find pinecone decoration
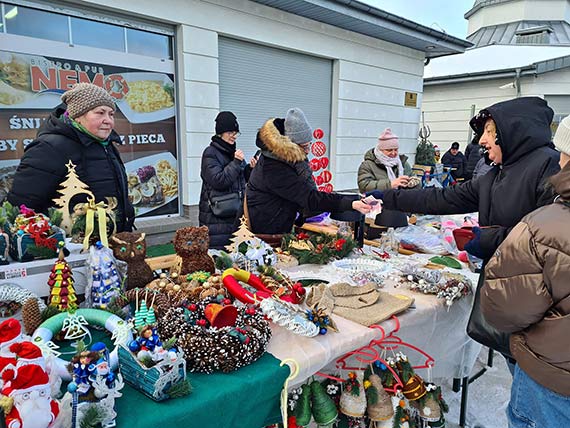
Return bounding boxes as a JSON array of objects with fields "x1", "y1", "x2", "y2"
[{"x1": 22, "y1": 298, "x2": 42, "y2": 335}]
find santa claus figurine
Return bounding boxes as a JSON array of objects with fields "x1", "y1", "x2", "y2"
[
  {"x1": 1, "y1": 364, "x2": 59, "y2": 428},
  {"x1": 0, "y1": 319, "x2": 23, "y2": 377},
  {"x1": 9, "y1": 342, "x2": 46, "y2": 370}
]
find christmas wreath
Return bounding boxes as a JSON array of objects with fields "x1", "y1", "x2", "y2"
[
  {"x1": 281, "y1": 231, "x2": 356, "y2": 265},
  {"x1": 157, "y1": 296, "x2": 271, "y2": 373}
]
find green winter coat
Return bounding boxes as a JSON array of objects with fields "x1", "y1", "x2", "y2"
[{"x1": 357, "y1": 149, "x2": 415, "y2": 192}]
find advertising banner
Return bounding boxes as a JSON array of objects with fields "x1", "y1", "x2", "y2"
[{"x1": 0, "y1": 49, "x2": 178, "y2": 217}]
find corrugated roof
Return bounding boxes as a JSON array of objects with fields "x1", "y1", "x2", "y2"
[
  {"x1": 249, "y1": 0, "x2": 472, "y2": 58},
  {"x1": 468, "y1": 20, "x2": 570, "y2": 46},
  {"x1": 424, "y1": 45, "x2": 570, "y2": 80}
]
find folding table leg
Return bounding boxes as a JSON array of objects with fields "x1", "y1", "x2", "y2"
[{"x1": 459, "y1": 376, "x2": 469, "y2": 427}]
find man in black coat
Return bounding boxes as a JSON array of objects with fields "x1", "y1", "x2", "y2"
[
  {"x1": 464, "y1": 135, "x2": 482, "y2": 180},
  {"x1": 368, "y1": 97, "x2": 560, "y2": 358},
  {"x1": 8, "y1": 83, "x2": 134, "y2": 232},
  {"x1": 246, "y1": 108, "x2": 370, "y2": 234},
  {"x1": 441, "y1": 142, "x2": 467, "y2": 180}
]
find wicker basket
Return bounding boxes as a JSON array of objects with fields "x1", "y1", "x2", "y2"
[{"x1": 118, "y1": 345, "x2": 187, "y2": 401}]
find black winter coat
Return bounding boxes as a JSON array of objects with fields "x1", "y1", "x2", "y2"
[
  {"x1": 246, "y1": 118, "x2": 357, "y2": 234},
  {"x1": 383, "y1": 97, "x2": 560, "y2": 261},
  {"x1": 199, "y1": 136, "x2": 246, "y2": 249},
  {"x1": 464, "y1": 141, "x2": 482, "y2": 180},
  {"x1": 8, "y1": 105, "x2": 134, "y2": 232},
  {"x1": 441, "y1": 150, "x2": 467, "y2": 180}
]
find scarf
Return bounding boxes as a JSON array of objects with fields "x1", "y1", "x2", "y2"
[
  {"x1": 61, "y1": 112, "x2": 109, "y2": 145},
  {"x1": 374, "y1": 149, "x2": 404, "y2": 181}
]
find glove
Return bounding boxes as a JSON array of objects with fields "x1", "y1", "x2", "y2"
[
  {"x1": 464, "y1": 227, "x2": 484, "y2": 259},
  {"x1": 365, "y1": 190, "x2": 384, "y2": 200}
]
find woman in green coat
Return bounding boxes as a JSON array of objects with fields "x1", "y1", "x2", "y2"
[{"x1": 357, "y1": 128, "x2": 419, "y2": 193}]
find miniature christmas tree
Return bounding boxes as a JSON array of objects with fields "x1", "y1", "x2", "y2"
[
  {"x1": 225, "y1": 215, "x2": 256, "y2": 253},
  {"x1": 47, "y1": 244, "x2": 78, "y2": 311},
  {"x1": 134, "y1": 300, "x2": 148, "y2": 330},
  {"x1": 53, "y1": 160, "x2": 94, "y2": 234},
  {"x1": 415, "y1": 117, "x2": 436, "y2": 166},
  {"x1": 89, "y1": 242, "x2": 122, "y2": 309}
]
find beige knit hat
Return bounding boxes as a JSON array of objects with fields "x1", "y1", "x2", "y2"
[
  {"x1": 61, "y1": 83, "x2": 116, "y2": 119},
  {"x1": 554, "y1": 115, "x2": 570, "y2": 155}
]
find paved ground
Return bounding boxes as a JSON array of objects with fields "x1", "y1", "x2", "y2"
[{"x1": 441, "y1": 347, "x2": 511, "y2": 428}]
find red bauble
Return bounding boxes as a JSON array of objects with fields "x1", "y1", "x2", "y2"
[
  {"x1": 188, "y1": 303, "x2": 198, "y2": 312},
  {"x1": 320, "y1": 170, "x2": 332, "y2": 183},
  {"x1": 319, "y1": 157, "x2": 329, "y2": 169},
  {"x1": 223, "y1": 298, "x2": 232, "y2": 305},
  {"x1": 309, "y1": 158, "x2": 321, "y2": 172},
  {"x1": 318, "y1": 185, "x2": 327, "y2": 192},
  {"x1": 197, "y1": 319, "x2": 207, "y2": 327},
  {"x1": 313, "y1": 128, "x2": 324, "y2": 140},
  {"x1": 324, "y1": 183, "x2": 333, "y2": 193},
  {"x1": 315, "y1": 175, "x2": 324, "y2": 186},
  {"x1": 311, "y1": 141, "x2": 327, "y2": 157}
]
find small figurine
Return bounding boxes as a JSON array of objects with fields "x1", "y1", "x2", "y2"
[
  {"x1": 129, "y1": 325, "x2": 176, "y2": 364},
  {"x1": 71, "y1": 350, "x2": 97, "y2": 396}
]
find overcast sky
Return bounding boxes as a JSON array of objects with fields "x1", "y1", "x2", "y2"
[{"x1": 360, "y1": 0, "x2": 475, "y2": 39}]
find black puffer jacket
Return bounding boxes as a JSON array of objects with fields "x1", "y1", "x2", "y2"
[
  {"x1": 8, "y1": 105, "x2": 134, "y2": 232},
  {"x1": 199, "y1": 136, "x2": 246, "y2": 249},
  {"x1": 383, "y1": 97, "x2": 559, "y2": 261},
  {"x1": 441, "y1": 150, "x2": 467, "y2": 180},
  {"x1": 246, "y1": 118, "x2": 357, "y2": 234},
  {"x1": 464, "y1": 138, "x2": 482, "y2": 180}
]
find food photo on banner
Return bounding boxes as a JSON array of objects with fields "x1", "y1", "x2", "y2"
[{"x1": 0, "y1": 49, "x2": 179, "y2": 218}]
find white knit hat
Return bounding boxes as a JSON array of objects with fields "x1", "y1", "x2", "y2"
[{"x1": 554, "y1": 115, "x2": 570, "y2": 155}]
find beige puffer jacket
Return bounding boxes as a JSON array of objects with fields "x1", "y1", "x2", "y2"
[{"x1": 481, "y1": 162, "x2": 570, "y2": 396}]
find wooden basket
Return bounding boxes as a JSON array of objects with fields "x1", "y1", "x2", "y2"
[{"x1": 118, "y1": 345, "x2": 187, "y2": 401}]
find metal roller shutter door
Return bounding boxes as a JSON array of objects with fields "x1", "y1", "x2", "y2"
[{"x1": 219, "y1": 37, "x2": 333, "y2": 159}]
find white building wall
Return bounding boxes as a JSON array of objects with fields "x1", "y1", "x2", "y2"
[
  {"x1": 422, "y1": 68, "x2": 570, "y2": 152},
  {"x1": 75, "y1": 0, "x2": 425, "y2": 202}
]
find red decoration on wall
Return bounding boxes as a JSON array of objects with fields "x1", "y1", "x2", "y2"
[
  {"x1": 319, "y1": 157, "x2": 329, "y2": 169},
  {"x1": 311, "y1": 141, "x2": 327, "y2": 157},
  {"x1": 309, "y1": 158, "x2": 321, "y2": 172},
  {"x1": 320, "y1": 170, "x2": 332, "y2": 184},
  {"x1": 313, "y1": 128, "x2": 324, "y2": 140},
  {"x1": 315, "y1": 175, "x2": 324, "y2": 186},
  {"x1": 324, "y1": 183, "x2": 333, "y2": 193}
]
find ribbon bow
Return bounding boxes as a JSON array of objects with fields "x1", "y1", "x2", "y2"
[{"x1": 83, "y1": 197, "x2": 113, "y2": 249}]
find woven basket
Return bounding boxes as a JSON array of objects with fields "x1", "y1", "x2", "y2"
[{"x1": 118, "y1": 345, "x2": 187, "y2": 401}]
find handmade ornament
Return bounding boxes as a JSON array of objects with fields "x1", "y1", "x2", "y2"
[
  {"x1": 309, "y1": 158, "x2": 321, "y2": 172},
  {"x1": 174, "y1": 226, "x2": 215, "y2": 275},
  {"x1": 365, "y1": 373, "x2": 394, "y2": 422},
  {"x1": 128, "y1": 325, "x2": 178, "y2": 365},
  {"x1": 400, "y1": 270, "x2": 471, "y2": 308},
  {"x1": 319, "y1": 170, "x2": 332, "y2": 184},
  {"x1": 86, "y1": 242, "x2": 123, "y2": 309},
  {"x1": 282, "y1": 232, "x2": 356, "y2": 265},
  {"x1": 47, "y1": 245, "x2": 78, "y2": 311},
  {"x1": 339, "y1": 371, "x2": 366, "y2": 418},
  {"x1": 0, "y1": 202, "x2": 12, "y2": 265},
  {"x1": 428, "y1": 255, "x2": 462, "y2": 270},
  {"x1": 259, "y1": 298, "x2": 319, "y2": 337},
  {"x1": 158, "y1": 296, "x2": 271, "y2": 373},
  {"x1": 313, "y1": 129, "x2": 324, "y2": 140},
  {"x1": 0, "y1": 318, "x2": 23, "y2": 374},
  {"x1": 110, "y1": 232, "x2": 154, "y2": 291},
  {"x1": 310, "y1": 380, "x2": 338, "y2": 426},
  {"x1": 9, "y1": 206, "x2": 65, "y2": 262},
  {"x1": 71, "y1": 196, "x2": 117, "y2": 250},
  {"x1": 311, "y1": 141, "x2": 327, "y2": 157},
  {"x1": 0, "y1": 284, "x2": 46, "y2": 333},
  {"x1": 2, "y1": 363, "x2": 60, "y2": 428},
  {"x1": 293, "y1": 383, "x2": 311, "y2": 427},
  {"x1": 305, "y1": 306, "x2": 337, "y2": 335},
  {"x1": 225, "y1": 215, "x2": 255, "y2": 253},
  {"x1": 320, "y1": 157, "x2": 329, "y2": 169},
  {"x1": 397, "y1": 354, "x2": 426, "y2": 402}
]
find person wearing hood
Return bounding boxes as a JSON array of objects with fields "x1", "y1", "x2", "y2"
[
  {"x1": 441, "y1": 142, "x2": 467, "y2": 180},
  {"x1": 464, "y1": 135, "x2": 482, "y2": 180},
  {"x1": 245, "y1": 107, "x2": 371, "y2": 235},
  {"x1": 367, "y1": 97, "x2": 560, "y2": 358},
  {"x1": 199, "y1": 111, "x2": 255, "y2": 249},
  {"x1": 481, "y1": 115, "x2": 570, "y2": 427},
  {"x1": 357, "y1": 128, "x2": 419, "y2": 192},
  {"x1": 8, "y1": 83, "x2": 134, "y2": 232}
]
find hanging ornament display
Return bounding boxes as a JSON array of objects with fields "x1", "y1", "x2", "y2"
[
  {"x1": 313, "y1": 128, "x2": 324, "y2": 140},
  {"x1": 339, "y1": 371, "x2": 366, "y2": 418},
  {"x1": 309, "y1": 158, "x2": 322, "y2": 172},
  {"x1": 319, "y1": 157, "x2": 329, "y2": 169},
  {"x1": 86, "y1": 242, "x2": 123, "y2": 309},
  {"x1": 47, "y1": 243, "x2": 78, "y2": 311},
  {"x1": 311, "y1": 141, "x2": 327, "y2": 158},
  {"x1": 319, "y1": 170, "x2": 332, "y2": 184}
]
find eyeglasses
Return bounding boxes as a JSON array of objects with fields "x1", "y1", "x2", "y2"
[{"x1": 229, "y1": 131, "x2": 241, "y2": 137}]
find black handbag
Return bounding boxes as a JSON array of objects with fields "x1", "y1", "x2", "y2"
[
  {"x1": 467, "y1": 275, "x2": 513, "y2": 359},
  {"x1": 208, "y1": 192, "x2": 241, "y2": 217}
]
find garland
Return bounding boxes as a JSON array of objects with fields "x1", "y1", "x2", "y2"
[{"x1": 282, "y1": 231, "x2": 356, "y2": 265}]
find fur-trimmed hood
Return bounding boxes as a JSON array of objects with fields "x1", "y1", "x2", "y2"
[{"x1": 256, "y1": 118, "x2": 307, "y2": 163}]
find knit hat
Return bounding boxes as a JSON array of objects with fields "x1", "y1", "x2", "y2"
[
  {"x1": 285, "y1": 108, "x2": 313, "y2": 145},
  {"x1": 554, "y1": 115, "x2": 570, "y2": 155},
  {"x1": 1, "y1": 364, "x2": 49, "y2": 397},
  {"x1": 215, "y1": 111, "x2": 239, "y2": 134},
  {"x1": 0, "y1": 319, "x2": 22, "y2": 349},
  {"x1": 9, "y1": 342, "x2": 45, "y2": 369},
  {"x1": 61, "y1": 83, "x2": 116, "y2": 119},
  {"x1": 451, "y1": 142, "x2": 460, "y2": 150},
  {"x1": 377, "y1": 128, "x2": 399, "y2": 150}
]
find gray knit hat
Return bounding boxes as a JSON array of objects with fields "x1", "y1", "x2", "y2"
[
  {"x1": 554, "y1": 115, "x2": 570, "y2": 156},
  {"x1": 284, "y1": 107, "x2": 313, "y2": 144},
  {"x1": 61, "y1": 83, "x2": 116, "y2": 119}
]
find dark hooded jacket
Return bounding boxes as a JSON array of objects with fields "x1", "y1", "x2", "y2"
[
  {"x1": 246, "y1": 118, "x2": 358, "y2": 234},
  {"x1": 464, "y1": 136, "x2": 482, "y2": 180},
  {"x1": 199, "y1": 136, "x2": 247, "y2": 249},
  {"x1": 8, "y1": 104, "x2": 134, "y2": 232},
  {"x1": 441, "y1": 149, "x2": 467, "y2": 180}
]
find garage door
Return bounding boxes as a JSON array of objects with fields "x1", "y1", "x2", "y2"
[{"x1": 219, "y1": 37, "x2": 333, "y2": 159}]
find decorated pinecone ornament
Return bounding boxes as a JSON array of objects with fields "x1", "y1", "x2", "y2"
[
  {"x1": 339, "y1": 371, "x2": 366, "y2": 418},
  {"x1": 366, "y1": 374, "x2": 394, "y2": 422},
  {"x1": 21, "y1": 298, "x2": 42, "y2": 335},
  {"x1": 310, "y1": 380, "x2": 338, "y2": 426}
]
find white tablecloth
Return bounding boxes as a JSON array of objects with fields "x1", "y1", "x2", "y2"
[{"x1": 268, "y1": 251, "x2": 481, "y2": 383}]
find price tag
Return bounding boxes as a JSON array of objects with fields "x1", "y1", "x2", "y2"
[{"x1": 1, "y1": 267, "x2": 28, "y2": 280}]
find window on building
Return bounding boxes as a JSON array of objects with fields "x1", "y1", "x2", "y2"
[
  {"x1": 3, "y1": 4, "x2": 69, "y2": 43},
  {"x1": 515, "y1": 28, "x2": 551, "y2": 45},
  {"x1": 70, "y1": 16, "x2": 125, "y2": 51},
  {"x1": 127, "y1": 28, "x2": 172, "y2": 59}
]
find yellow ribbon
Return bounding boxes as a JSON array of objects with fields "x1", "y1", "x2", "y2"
[{"x1": 83, "y1": 197, "x2": 112, "y2": 249}]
